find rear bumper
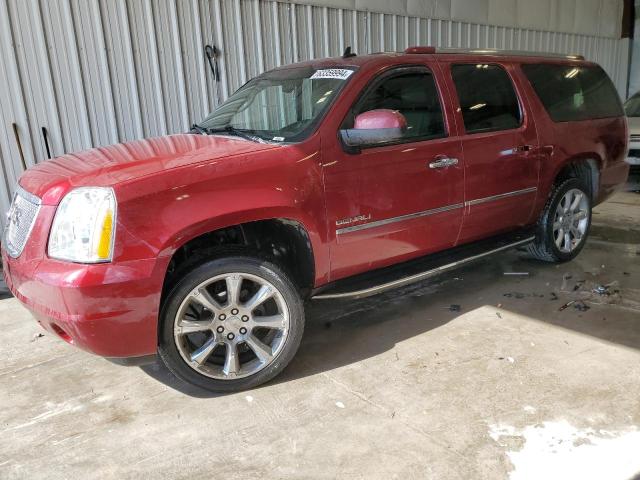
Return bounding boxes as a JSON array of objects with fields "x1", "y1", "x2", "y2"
[{"x1": 2, "y1": 248, "x2": 162, "y2": 358}]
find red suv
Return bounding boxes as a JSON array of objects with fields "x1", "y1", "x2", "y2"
[{"x1": 2, "y1": 47, "x2": 629, "y2": 392}]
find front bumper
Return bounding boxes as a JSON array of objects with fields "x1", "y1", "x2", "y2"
[{"x1": 2, "y1": 247, "x2": 162, "y2": 358}]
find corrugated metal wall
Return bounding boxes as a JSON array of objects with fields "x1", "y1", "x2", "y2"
[{"x1": 0, "y1": 0, "x2": 630, "y2": 227}]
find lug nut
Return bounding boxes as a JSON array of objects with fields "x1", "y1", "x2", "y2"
[
  {"x1": 227, "y1": 333, "x2": 235, "y2": 340},
  {"x1": 216, "y1": 326, "x2": 224, "y2": 333},
  {"x1": 219, "y1": 314, "x2": 226, "y2": 320},
  {"x1": 239, "y1": 327, "x2": 247, "y2": 335},
  {"x1": 231, "y1": 308, "x2": 239, "y2": 315},
  {"x1": 241, "y1": 315, "x2": 249, "y2": 322}
]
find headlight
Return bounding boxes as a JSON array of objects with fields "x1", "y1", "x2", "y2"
[{"x1": 48, "y1": 187, "x2": 117, "y2": 263}]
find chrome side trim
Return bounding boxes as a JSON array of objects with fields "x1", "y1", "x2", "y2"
[
  {"x1": 312, "y1": 236, "x2": 535, "y2": 300},
  {"x1": 336, "y1": 203, "x2": 464, "y2": 235},
  {"x1": 465, "y1": 187, "x2": 537, "y2": 207}
]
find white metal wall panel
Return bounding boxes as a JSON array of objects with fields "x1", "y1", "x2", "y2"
[{"x1": 0, "y1": 0, "x2": 630, "y2": 229}]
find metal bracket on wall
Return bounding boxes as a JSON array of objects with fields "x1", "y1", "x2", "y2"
[
  {"x1": 204, "y1": 44, "x2": 222, "y2": 106},
  {"x1": 11, "y1": 123, "x2": 27, "y2": 171},
  {"x1": 41, "y1": 127, "x2": 52, "y2": 159},
  {"x1": 204, "y1": 45, "x2": 220, "y2": 82}
]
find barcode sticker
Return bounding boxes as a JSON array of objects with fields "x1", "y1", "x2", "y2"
[{"x1": 310, "y1": 69, "x2": 354, "y2": 80}]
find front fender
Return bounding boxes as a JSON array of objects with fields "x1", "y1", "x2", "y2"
[{"x1": 112, "y1": 140, "x2": 330, "y2": 285}]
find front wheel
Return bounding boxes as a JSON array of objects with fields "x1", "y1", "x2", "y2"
[
  {"x1": 527, "y1": 178, "x2": 592, "y2": 262},
  {"x1": 158, "y1": 256, "x2": 304, "y2": 392}
]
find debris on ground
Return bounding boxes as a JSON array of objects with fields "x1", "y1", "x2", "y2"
[
  {"x1": 449, "y1": 304, "x2": 461, "y2": 312},
  {"x1": 550, "y1": 292, "x2": 559, "y2": 301},
  {"x1": 592, "y1": 282, "x2": 619, "y2": 296},
  {"x1": 498, "y1": 356, "x2": 515, "y2": 363},
  {"x1": 593, "y1": 284, "x2": 610, "y2": 295},
  {"x1": 496, "y1": 312, "x2": 502, "y2": 319},
  {"x1": 504, "y1": 272, "x2": 530, "y2": 276},
  {"x1": 335, "y1": 401, "x2": 345, "y2": 409},
  {"x1": 559, "y1": 300, "x2": 576, "y2": 311},
  {"x1": 503, "y1": 292, "x2": 544, "y2": 299},
  {"x1": 558, "y1": 300, "x2": 591, "y2": 312},
  {"x1": 573, "y1": 280, "x2": 586, "y2": 291},
  {"x1": 30, "y1": 333, "x2": 45, "y2": 342},
  {"x1": 623, "y1": 272, "x2": 630, "y2": 276},
  {"x1": 574, "y1": 301, "x2": 590, "y2": 312}
]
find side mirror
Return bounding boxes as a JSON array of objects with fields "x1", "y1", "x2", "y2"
[{"x1": 340, "y1": 109, "x2": 407, "y2": 152}]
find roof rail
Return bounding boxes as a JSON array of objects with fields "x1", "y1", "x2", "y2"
[{"x1": 405, "y1": 46, "x2": 584, "y2": 61}]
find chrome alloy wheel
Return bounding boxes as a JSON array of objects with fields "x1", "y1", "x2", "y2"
[
  {"x1": 552, "y1": 188, "x2": 589, "y2": 253},
  {"x1": 173, "y1": 273, "x2": 290, "y2": 380}
]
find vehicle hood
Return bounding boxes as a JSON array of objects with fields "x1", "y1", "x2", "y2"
[{"x1": 19, "y1": 134, "x2": 281, "y2": 204}]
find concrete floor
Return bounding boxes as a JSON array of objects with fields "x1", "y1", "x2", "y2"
[{"x1": 1, "y1": 183, "x2": 639, "y2": 479}]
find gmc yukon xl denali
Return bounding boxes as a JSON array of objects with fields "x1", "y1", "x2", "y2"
[{"x1": 2, "y1": 48, "x2": 629, "y2": 392}]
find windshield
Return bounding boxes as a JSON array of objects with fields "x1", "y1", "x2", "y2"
[
  {"x1": 624, "y1": 92, "x2": 640, "y2": 117},
  {"x1": 197, "y1": 66, "x2": 355, "y2": 142}
]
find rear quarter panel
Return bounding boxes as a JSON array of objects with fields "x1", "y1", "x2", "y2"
[{"x1": 513, "y1": 61, "x2": 628, "y2": 213}]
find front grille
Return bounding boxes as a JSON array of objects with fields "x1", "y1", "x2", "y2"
[
  {"x1": 630, "y1": 134, "x2": 640, "y2": 142},
  {"x1": 4, "y1": 187, "x2": 41, "y2": 258}
]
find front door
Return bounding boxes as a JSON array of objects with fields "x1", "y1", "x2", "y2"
[
  {"x1": 441, "y1": 60, "x2": 541, "y2": 243},
  {"x1": 322, "y1": 65, "x2": 465, "y2": 282}
]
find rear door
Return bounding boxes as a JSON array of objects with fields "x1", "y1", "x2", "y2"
[
  {"x1": 441, "y1": 60, "x2": 541, "y2": 243},
  {"x1": 322, "y1": 64, "x2": 465, "y2": 281}
]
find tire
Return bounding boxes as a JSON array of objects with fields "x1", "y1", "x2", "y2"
[
  {"x1": 527, "y1": 178, "x2": 592, "y2": 263},
  {"x1": 158, "y1": 256, "x2": 304, "y2": 392}
]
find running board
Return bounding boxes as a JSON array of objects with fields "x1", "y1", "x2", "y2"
[{"x1": 312, "y1": 230, "x2": 535, "y2": 300}]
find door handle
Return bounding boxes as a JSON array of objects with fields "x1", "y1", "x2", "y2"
[
  {"x1": 514, "y1": 145, "x2": 532, "y2": 153},
  {"x1": 429, "y1": 157, "x2": 459, "y2": 169}
]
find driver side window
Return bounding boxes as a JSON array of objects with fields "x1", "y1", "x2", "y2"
[{"x1": 348, "y1": 70, "x2": 446, "y2": 142}]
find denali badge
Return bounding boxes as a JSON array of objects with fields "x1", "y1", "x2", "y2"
[{"x1": 336, "y1": 213, "x2": 371, "y2": 227}]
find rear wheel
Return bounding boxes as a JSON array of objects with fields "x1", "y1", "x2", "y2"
[
  {"x1": 527, "y1": 178, "x2": 592, "y2": 262},
  {"x1": 159, "y1": 256, "x2": 304, "y2": 392}
]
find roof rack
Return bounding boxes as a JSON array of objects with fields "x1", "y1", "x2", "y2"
[{"x1": 404, "y1": 46, "x2": 584, "y2": 61}]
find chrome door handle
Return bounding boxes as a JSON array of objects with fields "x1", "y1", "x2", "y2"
[
  {"x1": 514, "y1": 145, "x2": 532, "y2": 153},
  {"x1": 429, "y1": 157, "x2": 458, "y2": 169}
]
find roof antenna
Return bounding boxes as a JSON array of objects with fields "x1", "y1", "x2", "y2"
[{"x1": 342, "y1": 46, "x2": 356, "y2": 58}]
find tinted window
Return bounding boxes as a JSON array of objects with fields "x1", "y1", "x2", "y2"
[
  {"x1": 349, "y1": 71, "x2": 446, "y2": 142},
  {"x1": 451, "y1": 64, "x2": 521, "y2": 133},
  {"x1": 522, "y1": 64, "x2": 623, "y2": 122}
]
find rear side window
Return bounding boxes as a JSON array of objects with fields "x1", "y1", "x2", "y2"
[
  {"x1": 451, "y1": 64, "x2": 521, "y2": 134},
  {"x1": 350, "y1": 70, "x2": 446, "y2": 142},
  {"x1": 522, "y1": 64, "x2": 623, "y2": 122}
]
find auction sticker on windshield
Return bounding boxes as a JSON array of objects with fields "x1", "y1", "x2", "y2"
[{"x1": 310, "y1": 69, "x2": 354, "y2": 80}]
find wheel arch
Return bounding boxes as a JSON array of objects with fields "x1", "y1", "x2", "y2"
[
  {"x1": 160, "y1": 214, "x2": 318, "y2": 308},
  {"x1": 551, "y1": 154, "x2": 601, "y2": 201}
]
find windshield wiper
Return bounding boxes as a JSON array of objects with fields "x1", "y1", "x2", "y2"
[
  {"x1": 208, "y1": 125, "x2": 261, "y2": 142},
  {"x1": 190, "y1": 123, "x2": 209, "y2": 135}
]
